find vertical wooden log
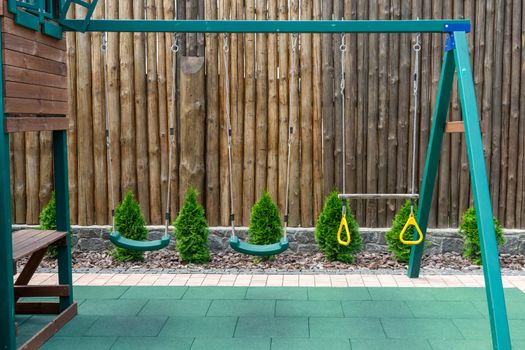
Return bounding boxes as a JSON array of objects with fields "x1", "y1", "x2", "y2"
[
  {"x1": 333, "y1": 0, "x2": 343, "y2": 191},
  {"x1": 146, "y1": 0, "x2": 161, "y2": 223},
  {"x1": 376, "y1": 0, "x2": 389, "y2": 226},
  {"x1": 516, "y1": 0, "x2": 525, "y2": 227},
  {"x1": 76, "y1": 3, "x2": 94, "y2": 225},
  {"x1": 179, "y1": 57, "x2": 206, "y2": 203},
  {"x1": 505, "y1": 0, "x2": 521, "y2": 227},
  {"x1": 219, "y1": 0, "x2": 230, "y2": 225},
  {"x1": 12, "y1": 133, "x2": 25, "y2": 223},
  {"x1": 156, "y1": 0, "x2": 169, "y2": 217},
  {"x1": 66, "y1": 3, "x2": 77, "y2": 225},
  {"x1": 38, "y1": 132, "x2": 53, "y2": 210},
  {"x1": 321, "y1": 0, "x2": 334, "y2": 199},
  {"x1": 277, "y1": 0, "x2": 289, "y2": 217},
  {"x1": 482, "y1": 0, "x2": 495, "y2": 200},
  {"x1": 107, "y1": 0, "x2": 121, "y2": 217},
  {"x1": 299, "y1": 0, "x2": 313, "y2": 226},
  {"x1": 386, "y1": 0, "x2": 400, "y2": 223},
  {"x1": 255, "y1": 0, "x2": 268, "y2": 199},
  {"x1": 498, "y1": 0, "x2": 512, "y2": 223},
  {"x1": 25, "y1": 132, "x2": 39, "y2": 224},
  {"x1": 134, "y1": 0, "x2": 150, "y2": 222},
  {"x1": 312, "y1": 0, "x2": 323, "y2": 220},
  {"x1": 91, "y1": 0, "x2": 107, "y2": 224},
  {"x1": 288, "y1": 0, "x2": 300, "y2": 225},
  {"x1": 366, "y1": 2, "x2": 378, "y2": 227},
  {"x1": 356, "y1": 0, "x2": 369, "y2": 222},
  {"x1": 489, "y1": 0, "x2": 505, "y2": 218},
  {"x1": 205, "y1": 0, "x2": 219, "y2": 225},
  {"x1": 266, "y1": 0, "x2": 279, "y2": 202}
]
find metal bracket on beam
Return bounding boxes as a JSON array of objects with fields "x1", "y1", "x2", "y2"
[
  {"x1": 445, "y1": 33, "x2": 456, "y2": 52},
  {"x1": 443, "y1": 23, "x2": 470, "y2": 33}
]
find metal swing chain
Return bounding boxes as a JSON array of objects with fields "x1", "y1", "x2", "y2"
[
  {"x1": 283, "y1": 33, "x2": 298, "y2": 238},
  {"x1": 223, "y1": 34, "x2": 236, "y2": 238},
  {"x1": 101, "y1": 33, "x2": 117, "y2": 233},
  {"x1": 340, "y1": 33, "x2": 347, "y2": 217},
  {"x1": 164, "y1": 35, "x2": 180, "y2": 236},
  {"x1": 410, "y1": 33, "x2": 421, "y2": 215}
]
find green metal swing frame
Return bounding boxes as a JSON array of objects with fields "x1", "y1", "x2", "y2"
[{"x1": 0, "y1": 6, "x2": 512, "y2": 349}]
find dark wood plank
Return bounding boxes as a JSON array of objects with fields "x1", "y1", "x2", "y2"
[
  {"x1": 18, "y1": 303, "x2": 77, "y2": 350},
  {"x1": 445, "y1": 121, "x2": 465, "y2": 133},
  {"x1": 3, "y1": 49, "x2": 67, "y2": 76},
  {"x1": 12, "y1": 230, "x2": 67, "y2": 261},
  {"x1": 2, "y1": 33, "x2": 66, "y2": 62},
  {"x1": 14, "y1": 247, "x2": 47, "y2": 286},
  {"x1": 14, "y1": 285, "x2": 70, "y2": 298},
  {"x1": 4, "y1": 65, "x2": 67, "y2": 89},
  {"x1": 2, "y1": 17, "x2": 65, "y2": 49},
  {"x1": 4, "y1": 81, "x2": 67, "y2": 101},
  {"x1": 4, "y1": 97, "x2": 68, "y2": 115},
  {"x1": 15, "y1": 302, "x2": 60, "y2": 314},
  {"x1": 5, "y1": 117, "x2": 68, "y2": 133}
]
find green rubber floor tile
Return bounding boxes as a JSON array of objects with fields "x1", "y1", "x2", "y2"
[
  {"x1": 234, "y1": 317, "x2": 309, "y2": 337},
  {"x1": 510, "y1": 320, "x2": 525, "y2": 340},
  {"x1": 111, "y1": 336, "x2": 194, "y2": 350},
  {"x1": 341, "y1": 300, "x2": 413, "y2": 318},
  {"x1": 183, "y1": 286, "x2": 247, "y2": 300},
  {"x1": 159, "y1": 316, "x2": 237, "y2": 337},
  {"x1": 207, "y1": 299, "x2": 276, "y2": 317},
  {"x1": 16, "y1": 315, "x2": 56, "y2": 347},
  {"x1": 139, "y1": 299, "x2": 211, "y2": 317},
  {"x1": 73, "y1": 286, "x2": 129, "y2": 299},
  {"x1": 120, "y1": 286, "x2": 188, "y2": 299},
  {"x1": 428, "y1": 339, "x2": 493, "y2": 350},
  {"x1": 309, "y1": 317, "x2": 385, "y2": 339},
  {"x1": 40, "y1": 336, "x2": 116, "y2": 350},
  {"x1": 350, "y1": 339, "x2": 432, "y2": 350},
  {"x1": 513, "y1": 341, "x2": 525, "y2": 349},
  {"x1": 406, "y1": 301, "x2": 483, "y2": 318},
  {"x1": 79, "y1": 298, "x2": 148, "y2": 315},
  {"x1": 246, "y1": 287, "x2": 308, "y2": 300},
  {"x1": 368, "y1": 287, "x2": 435, "y2": 301},
  {"x1": 452, "y1": 319, "x2": 490, "y2": 340},
  {"x1": 429, "y1": 288, "x2": 486, "y2": 301},
  {"x1": 276, "y1": 300, "x2": 343, "y2": 317},
  {"x1": 191, "y1": 337, "x2": 271, "y2": 350},
  {"x1": 472, "y1": 299, "x2": 525, "y2": 320},
  {"x1": 307, "y1": 287, "x2": 371, "y2": 301},
  {"x1": 54, "y1": 315, "x2": 99, "y2": 336},
  {"x1": 86, "y1": 315, "x2": 168, "y2": 337},
  {"x1": 382, "y1": 318, "x2": 463, "y2": 339},
  {"x1": 271, "y1": 337, "x2": 351, "y2": 350}
]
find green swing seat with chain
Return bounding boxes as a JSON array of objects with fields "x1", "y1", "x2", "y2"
[
  {"x1": 109, "y1": 231, "x2": 171, "y2": 252},
  {"x1": 229, "y1": 236, "x2": 289, "y2": 257}
]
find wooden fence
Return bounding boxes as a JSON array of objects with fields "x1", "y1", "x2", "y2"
[{"x1": 8, "y1": 0, "x2": 525, "y2": 229}]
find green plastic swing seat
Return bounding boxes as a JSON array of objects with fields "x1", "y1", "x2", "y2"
[
  {"x1": 109, "y1": 231, "x2": 171, "y2": 251},
  {"x1": 229, "y1": 236, "x2": 289, "y2": 257}
]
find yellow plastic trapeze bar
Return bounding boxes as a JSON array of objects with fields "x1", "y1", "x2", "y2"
[
  {"x1": 399, "y1": 213, "x2": 424, "y2": 245},
  {"x1": 337, "y1": 215, "x2": 351, "y2": 246}
]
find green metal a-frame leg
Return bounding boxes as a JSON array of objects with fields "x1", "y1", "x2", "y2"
[{"x1": 408, "y1": 31, "x2": 511, "y2": 349}]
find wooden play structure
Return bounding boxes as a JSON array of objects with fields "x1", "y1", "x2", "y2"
[{"x1": 0, "y1": 1, "x2": 513, "y2": 349}]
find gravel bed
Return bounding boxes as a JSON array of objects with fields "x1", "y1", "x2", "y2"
[{"x1": 24, "y1": 250, "x2": 525, "y2": 275}]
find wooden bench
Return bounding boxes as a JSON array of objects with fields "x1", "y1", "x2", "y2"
[{"x1": 12, "y1": 229, "x2": 70, "y2": 314}]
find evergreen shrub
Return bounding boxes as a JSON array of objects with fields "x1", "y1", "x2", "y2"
[
  {"x1": 248, "y1": 192, "x2": 283, "y2": 259},
  {"x1": 39, "y1": 192, "x2": 58, "y2": 258}
]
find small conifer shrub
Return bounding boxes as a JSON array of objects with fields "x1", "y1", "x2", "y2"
[
  {"x1": 174, "y1": 187, "x2": 210, "y2": 264},
  {"x1": 248, "y1": 192, "x2": 283, "y2": 257},
  {"x1": 459, "y1": 207, "x2": 505, "y2": 265},
  {"x1": 112, "y1": 191, "x2": 148, "y2": 262},
  {"x1": 39, "y1": 192, "x2": 58, "y2": 258},
  {"x1": 386, "y1": 200, "x2": 418, "y2": 263},
  {"x1": 315, "y1": 191, "x2": 362, "y2": 263}
]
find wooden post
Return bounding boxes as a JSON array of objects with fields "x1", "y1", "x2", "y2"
[
  {"x1": 38, "y1": 131, "x2": 53, "y2": 210},
  {"x1": 179, "y1": 57, "x2": 206, "y2": 204},
  {"x1": 312, "y1": 0, "x2": 322, "y2": 220},
  {"x1": 205, "y1": 0, "x2": 219, "y2": 225},
  {"x1": 12, "y1": 132, "x2": 26, "y2": 223},
  {"x1": 266, "y1": 0, "x2": 278, "y2": 202},
  {"x1": 25, "y1": 131, "x2": 40, "y2": 224}
]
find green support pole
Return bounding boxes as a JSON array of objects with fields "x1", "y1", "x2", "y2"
[
  {"x1": 0, "y1": 27, "x2": 16, "y2": 350},
  {"x1": 453, "y1": 31, "x2": 511, "y2": 350},
  {"x1": 53, "y1": 130, "x2": 73, "y2": 310},
  {"x1": 407, "y1": 49, "x2": 455, "y2": 278}
]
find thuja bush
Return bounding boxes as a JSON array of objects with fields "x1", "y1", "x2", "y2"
[
  {"x1": 248, "y1": 191, "x2": 283, "y2": 257},
  {"x1": 315, "y1": 191, "x2": 362, "y2": 263},
  {"x1": 386, "y1": 200, "x2": 418, "y2": 263},
  {"x1": 459, "y1": 207, "x2": 505, "y2": 265},
  {"x1": 174, "y1": 187, "x2": 210, "y2": 264},
  {"x1": 112, "y1": 191, "x2": 148, "y2": 262},
  {"x1": 39, "y1": 192, "x2": 58, "y2": 258}
]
